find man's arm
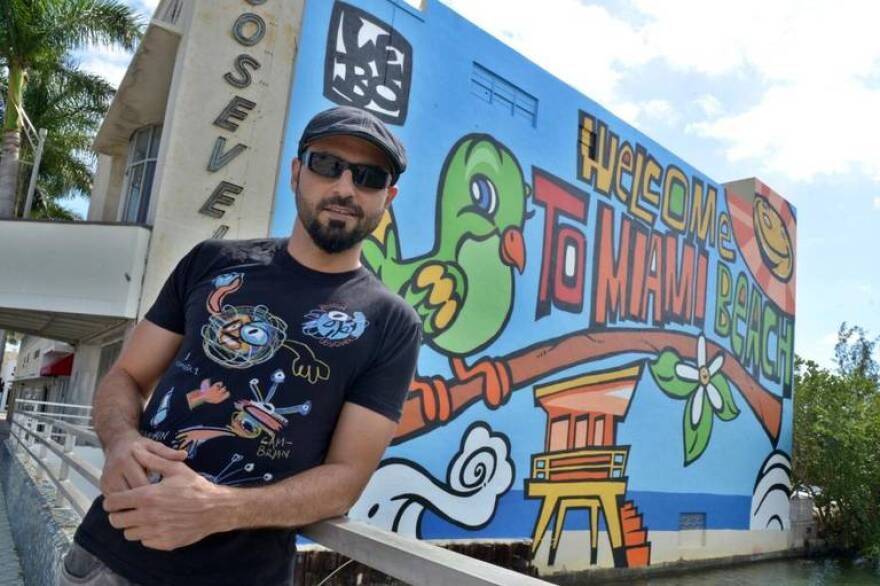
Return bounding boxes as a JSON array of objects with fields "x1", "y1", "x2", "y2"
[
  {"x1": 94, "y1": 320, "x2": 188, "y2": 494},
  {"x1": 103, "y1": 401, "x2": 398, "y2": 550},
  {"x1": 228, "y1": 401, "x2": 399, "y2": 527}
]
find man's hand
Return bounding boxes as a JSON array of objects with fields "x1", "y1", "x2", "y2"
[
  {"x1": 100, "y1": 431, "x2": 188, "y2": 495},
  {"x1": 103, "y1": 450, "x2": 232, "y2": 551}
]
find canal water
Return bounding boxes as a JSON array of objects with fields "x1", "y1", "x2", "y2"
[{"x1": 630, "y1": 558, "x2": 880, "y2": 585}]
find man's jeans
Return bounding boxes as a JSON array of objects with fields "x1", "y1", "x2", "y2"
[{"x1": 57, "y1": 543, "x2": 136, "y2": 586}]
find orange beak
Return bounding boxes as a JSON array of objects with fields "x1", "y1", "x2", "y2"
[{"x1": 500, "y1": 227, "x2": 526, "y2": 273}]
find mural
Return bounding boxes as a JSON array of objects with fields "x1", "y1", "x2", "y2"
[
  {"x1": 323, "y1": 2, "x2": 413, "y2": 124},
  {"x1": 272, "y1": 0, "x2": 797, "y2": 570},
  {"x1": 350, "y1": 422, "x2": 514, "y2": 536}
]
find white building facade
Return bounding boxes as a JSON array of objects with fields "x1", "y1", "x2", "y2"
[{"x1": 0, "y1": 0, "x2": 305, "y2": 407}]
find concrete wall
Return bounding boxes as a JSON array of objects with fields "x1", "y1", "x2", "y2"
[
  {"x1": 1, "y1": 349, "x2": 17, "y2": 410},
  {"x1": 0, "y1": 221, "x2": 151, "y2": 319},
  {"x1": 135, "y1": 0, "x2": 306, "y2": 318},
  {"x1": 2, "y1": 349, "x2": 18, "y2": 385},
  {"x1": 268, "y1": 0, "x2": 798, "y2": 573},
  {"x1": 67, "y1": 322, "x2": 131, "y2": 407},
  {"x1": 68, "y1": 345, "x2": 101, "y2": 408},
  {"x1": 0, "y1": 442, "x2": 71, "y2": 586}
]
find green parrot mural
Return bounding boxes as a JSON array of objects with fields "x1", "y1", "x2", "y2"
[{"x1": 362, "y1": 134, "x2": 530, "y2": 408}]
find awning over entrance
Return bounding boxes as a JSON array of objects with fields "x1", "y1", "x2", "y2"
[
  {"x1": 0, "y1": 220, "x2": 150, "y2": 344},
  {"x1": 40, "y1": 353, "x2": 74, "y2": 377},
  {"x1": 0, "y1": 308, "x2": 129, "y2": 346}
]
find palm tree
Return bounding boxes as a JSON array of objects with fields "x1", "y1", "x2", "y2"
[
  {"x1": 0, "y1": 63, "x2": 115, "y2": 217},
  {"x1": 0, "y1": 0, "x2": 141, "y2": 392},
  {"x1": 0, "y1": 0, "x2": 143, "y2": 219}
]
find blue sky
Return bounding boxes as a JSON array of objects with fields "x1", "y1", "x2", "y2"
[{"x1": 69, "y1": 0, "x2": 879, "y2": 368}]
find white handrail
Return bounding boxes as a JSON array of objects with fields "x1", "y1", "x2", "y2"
[
  {"x1": 6, "y1": 399, "x2": 551, "y2": 586},
  {"x1": 24, "y1": 412, "x2": 100, "y2": 446},
  {"x1": 16, "y1": 399, "x2": 93, "y2": 410},
  {"x1": 303, "y1": 518, "x2": 549, "y2": 586},
  {"x1": 8, "y1": 423, "x2": 93, "y2": 516}
]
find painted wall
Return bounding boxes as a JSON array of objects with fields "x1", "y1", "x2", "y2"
[{"x1": 271, "y1": 0, "x2": 797, "y2": 571}]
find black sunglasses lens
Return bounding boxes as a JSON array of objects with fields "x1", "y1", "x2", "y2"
[
  {"x1": 308, "y1": 152, "x2": 344, "y2": 178},
  {"x1": 352, "y1": 166, "x2": 390, "y2": 189},
  {"x1": 307, "y1": 152, "x2": 390, "y2": 188}
]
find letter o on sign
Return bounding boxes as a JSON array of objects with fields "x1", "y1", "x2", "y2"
[{"x1": 233, "y1": 13, "x2": 266, "y2": 47}]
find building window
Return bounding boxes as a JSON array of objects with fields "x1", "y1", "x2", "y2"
[
  {"x1": 470, "y1": 63, "x2": 538, "y2": 126},
  {"x1": 679, "y1": 512, "x2": 706, "y2": 530},
  {"x1": 678, "y1": 512, "x2": 707, "y2": 547},
  {"x1": 121, "y1": 125, "x2": 162, "y2": 224}
]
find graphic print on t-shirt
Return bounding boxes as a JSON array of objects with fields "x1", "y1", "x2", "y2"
[
  {"x1": 149, "y1": 389, "x2": 173, "y2": 427},
  {"x1": 185, "y1": 378, "x2": 230, "y2": 409},
  {"x1": 174, "y1": 368, "x2": 312, "y2": 458},
  {"x1": 200, "y1": 272, "x2": 330, "y2": 383},
  {"x1": 200, "y1": 453, "x2": 275, "y2": 486},
  {"x1": 302, "y1": 305, "x2": 369, "y2": 347}
]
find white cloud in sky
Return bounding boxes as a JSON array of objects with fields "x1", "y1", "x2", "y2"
[
  {"x1": 440, "y1": 0, "x2": 650, "y2": 117},
  {"x1": 637, "y1": 99, "x2": 678, "y2": 126},
  {"x1": 874, "y1": 197, "x2": 880, "y2": 209},
  {"x1": 689, "y1": 81, "x2": 880, "y2": 181},
  {"x1": 694, "y1": 95, "x2": 723, "y2": 118},
  {"x1": 138, "y1": 0, "x2": 159, "y2": 12},
  {"x1": 440, "y1": 0, "x2": 880, "y2": 183},
  {"x1": 78, "y1": 44, "x2": 131, "y2": 88},
  {"x1": 801, "y1": 330, "x2": 842, "y2": 370}
]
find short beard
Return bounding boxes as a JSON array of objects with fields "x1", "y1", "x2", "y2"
[{"x1": 297, "y1": 192, "x2": 384, "y2": 254}]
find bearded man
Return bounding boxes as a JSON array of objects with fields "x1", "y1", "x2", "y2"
[{"x1": 61, "y1": 107, "x2": 421, "y2": 586}]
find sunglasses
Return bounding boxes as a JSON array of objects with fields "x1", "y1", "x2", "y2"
[{"x1": 303, "y1": 151, "x2": 392, "y2": 190}]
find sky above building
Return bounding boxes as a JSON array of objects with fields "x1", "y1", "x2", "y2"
[{"x1": 68, "y1": 0, "x2": 880, "y2": 368}]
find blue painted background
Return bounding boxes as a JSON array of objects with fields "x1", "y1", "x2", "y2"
[{"x1": 271, "y1": 0, "x2": 795, "y2": 541}]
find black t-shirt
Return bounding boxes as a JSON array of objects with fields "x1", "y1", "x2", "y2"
[{"x1": 74, "y1": 238, "x2": 421, "y2": 586}]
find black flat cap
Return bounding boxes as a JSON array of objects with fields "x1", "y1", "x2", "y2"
[{"x1": 298, "y1": 106, "x2": 407, "y2": 184}]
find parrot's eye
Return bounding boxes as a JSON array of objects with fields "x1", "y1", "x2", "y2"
[{"x1": 470, "y1": 174, "x2": 498, "y2": 215}]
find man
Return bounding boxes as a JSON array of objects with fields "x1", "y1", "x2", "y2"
[{"x1": 60, "y1": 106, "x2": 422, "y2": 585}]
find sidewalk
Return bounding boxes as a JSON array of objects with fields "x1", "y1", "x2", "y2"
[{"x1": 0, "y1": 418, "x2": 25, "y2": 585}]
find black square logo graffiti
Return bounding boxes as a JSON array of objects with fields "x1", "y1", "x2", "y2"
[{"x1": 323, "y1": 2, "x2": 413, "y2": 125}]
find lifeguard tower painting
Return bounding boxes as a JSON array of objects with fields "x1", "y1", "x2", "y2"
[{"x1": 526, "y1": 364, "x2": 651, "y2": 567}]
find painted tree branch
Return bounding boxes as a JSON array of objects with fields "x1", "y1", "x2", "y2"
[{"x1": 395, "y1": 328, "x2": 783, "y2": 445}]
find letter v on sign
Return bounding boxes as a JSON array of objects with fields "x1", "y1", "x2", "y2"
[{"x1": 207, "y1": 136, "x2": 248, "y2": 172}]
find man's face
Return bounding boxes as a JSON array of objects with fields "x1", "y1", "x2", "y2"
[{"x1": 291, "y1": 135, "x2": 399, "y2": 254}]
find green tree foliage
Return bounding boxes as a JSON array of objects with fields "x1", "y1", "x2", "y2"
[
  {"x1": 793, "y1": 324, "x2": 880, "y2": 558},
  {"x1": 0, "y1": 63, "x2": 115, "y2": 218},
  {"x1": 835, "y1": 322, "x2": 880, "y2": 383},
  {"x1": 0, "y1": 0, "x2": 142, "y2": 218}
]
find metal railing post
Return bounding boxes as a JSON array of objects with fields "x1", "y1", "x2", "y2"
[
  {"x1": 35, "y1": 418, "x2": 49, "y2": 482},
  {"x1": 24, "y1": 415, "x2": 34, "y2": 447}
]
